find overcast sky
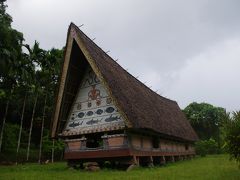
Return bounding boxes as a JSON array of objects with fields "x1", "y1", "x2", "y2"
[{"x1": 7, "y1": 0, "x2": 240, "y2": 112}]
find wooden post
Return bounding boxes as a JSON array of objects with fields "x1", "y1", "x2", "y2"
[
  {"x1": 148, "y1": 156, "x2": 154, "y2": 167},
  {"x1": 160, "y1": 156, "x2": 166, "y2": 165},
  {"x1": 127, "y1": 156, "x2": 139, "y2": 171},
  {"x1": 80, "y1": 136, "x2": 86, "y2": 150},
  {"x1": 102, "y1": 133, "x2": 109, "y2": 149},
  {"x1": 133, "y1": 155, "x2": 139, "y2": 166}
]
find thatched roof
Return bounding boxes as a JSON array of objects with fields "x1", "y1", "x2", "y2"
[{"x1": 51, "y1": 23, "x2": 198, "y2": 142}]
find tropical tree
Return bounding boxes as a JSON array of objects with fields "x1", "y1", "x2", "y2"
[
  {"x1": 0, "y1": 0, "x2": 24, "y2": 152},
  {"x1": 38, "y1": 95, "x2": 47, "y2": 163},
  {"x1": 14, "y1": 46, "x2": 35, "y2": 161},
  {"x1": 0, "y1": 90, "x2": 11, "y2": 152},
  {"x1": 222, "y1": 111, "x2": 240, "y2": 165},
  {"x1": 0, "y1": 0, "x2": 64, "y2": 161},
  {"x1": 24, "y1": 41, "x2": 46, "y2": 161},
  {"x1": 183, "y1": 102, "x2": 226, "y2": 147},
  {"x1": 37, "y1": 48, "x2": 63, "y2": 163}
]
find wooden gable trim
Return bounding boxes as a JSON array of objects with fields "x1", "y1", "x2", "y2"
[
  {"x1": 51, "y1": 29, "x2": 74, "y2": 138},
  {"x1": 70, "y1": 24, "x2": 132, "y2": 129}
]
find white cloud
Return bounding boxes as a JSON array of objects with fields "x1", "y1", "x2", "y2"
[{"x1": 167, "y1": 37, "x2": 240, "y2": 111}]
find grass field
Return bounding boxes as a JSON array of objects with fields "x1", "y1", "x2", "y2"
[{"x1": 0, "y1": 154, "x2": 239, "y2": 180}]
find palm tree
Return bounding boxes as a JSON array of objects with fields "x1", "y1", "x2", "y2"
[
  {"x1": 26, "y1": 92, "x2": 38, "y2": 161},
  {"x1": 38, "y1": 94, "x2": 47, "y2": 163},
  {"x1": 15, "y1": 50, "x2": 35, "y2": 162},
  {"x1": 38, "y1": 48, "x2": 63, "y2": 162},
  {"x1": 16, "y1": 93, "x2": 27, "y2": 162},
  {"x1": 24, "y1": 41, "x2": 46, "y2": 161}
]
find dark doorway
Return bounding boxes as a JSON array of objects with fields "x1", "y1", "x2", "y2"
[
  {"x1": 86, "y1": 133, "x2": 103, "y2": 148},
  {"x1": 152, "y1": 137, "x2": 160, "y2": 148}
]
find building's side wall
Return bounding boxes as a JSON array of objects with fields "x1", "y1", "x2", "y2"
[
  {"x1": 65, "y1": 133, "x2": 196, "y2": 154},
  {"x1": 130, "y1": 134, "x2": 195, "y2": 153},
  {"x1": 66, "y1": 141, "x2": 82, "y2": 150},
  {"x1": 68, "y1": 142, "x2": 81, "y2": 150},
  {"x1": 64, "y1": 134, "x2": 196, "y2": 166},
  {"x1": 130, "y1": 135, "x2": 153, "y2": 149},
  {"x1": 131, "y1": 135, "x2": 141, "y2": 148},
  {"x1": 65, "y1": 133, "x2": 127, "y2": 151},
  {"x1": 142, "y1": 137, "x2": 152, "y2": 149},
  {"x1": 108, "y1": 136, "x2": 125, "y2": 147}
]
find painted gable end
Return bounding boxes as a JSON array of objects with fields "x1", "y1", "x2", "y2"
[{"x1": 62, "y1": 66, "x2": 125, "y2": 135}]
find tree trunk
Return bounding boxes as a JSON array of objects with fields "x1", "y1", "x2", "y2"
[
  {"x1": 61, "y1": 149, "x2": 64, "y2": 161},
  {"x1": 26, "y1": 93, "x2": 38, "y2": 161},
  {"x1": 0, "y1": 100, "x2": 10, "y2": 152},
  {"x1": 16, "y1": 93, "x2": 27, "y2": 163},
  {"x1": 51, "y1": 139, "x2": 55, "y2": 163},
  {"x1": 38, "y1": 95, "x2": 47, "y2": 163}
]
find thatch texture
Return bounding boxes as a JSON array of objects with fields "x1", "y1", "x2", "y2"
[{"x1": 51, "y1": 23, "x2": 198, "y2": 142}]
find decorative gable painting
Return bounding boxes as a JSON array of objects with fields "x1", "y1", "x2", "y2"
[
  {"x1": 51, "y1": 23, "x2": 198, "y2": 169},
  {"x1": 63, "y1": 67, "x2": 125, "y2": 135}
]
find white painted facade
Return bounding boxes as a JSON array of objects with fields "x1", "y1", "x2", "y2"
[{"x1": 64, "y1": 66, "x2": 125, "y2": 134}]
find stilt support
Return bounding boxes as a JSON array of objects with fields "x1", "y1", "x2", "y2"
[
  {"x1": 148, "y1": 156, "x2": 154, "y2": 167},
  {"x1": 160, "y1": 156, "x2": 166, "y2": 165}
]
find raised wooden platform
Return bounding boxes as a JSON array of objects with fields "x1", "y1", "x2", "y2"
[{"x1": 65, "y1": 147, "x2": 195, "y2": 160}]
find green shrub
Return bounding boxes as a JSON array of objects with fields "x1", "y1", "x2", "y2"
[
  {"x1": 42, "y1": 130, "x2": 65, "y2": 161},
  {"x1": 195, "y1": 138, "x2": 219, "y2": 156},
  {"x1": 1, "y1": 123, "x2": 29, "y2": 151}
]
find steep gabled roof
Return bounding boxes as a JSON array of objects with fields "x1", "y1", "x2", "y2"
[{"x1": 51, "y1": 23, "x2": 198, "y2": 142}]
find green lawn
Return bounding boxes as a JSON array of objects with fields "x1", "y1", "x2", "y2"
[{"x1": 0, "y1": 154, "x2": 239, "y2": 180}]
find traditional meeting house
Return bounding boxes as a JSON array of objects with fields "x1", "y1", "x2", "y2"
[{"x1": 51, "y1": 23, "x2": 198, "y2": 168}]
